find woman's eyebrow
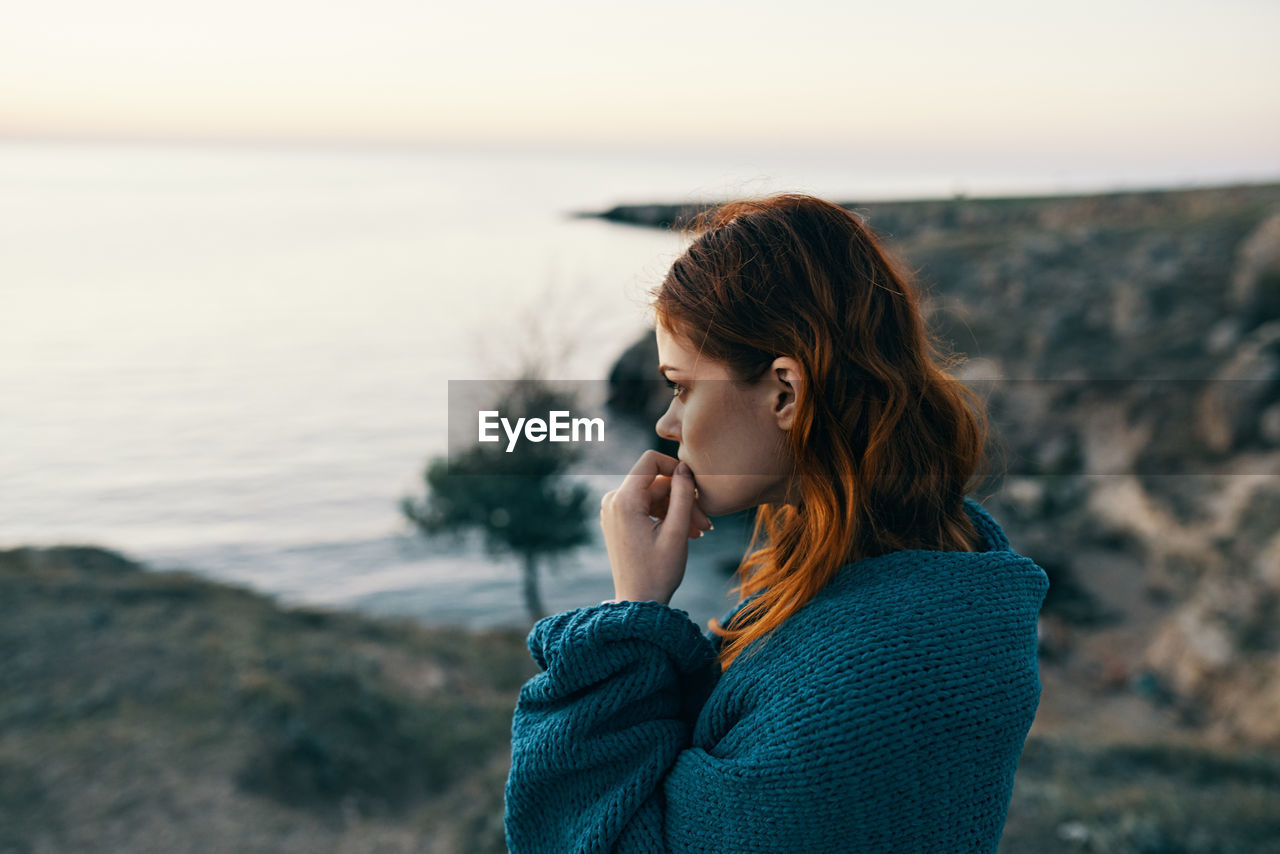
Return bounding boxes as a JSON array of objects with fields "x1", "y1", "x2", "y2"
[{"x1": 657, "y1": 364, "x2": 684, "y2": 377}]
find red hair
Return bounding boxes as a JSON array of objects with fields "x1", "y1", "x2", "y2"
[{"x1": 651, "y1": 194, "x2": 991, "y2": 670}]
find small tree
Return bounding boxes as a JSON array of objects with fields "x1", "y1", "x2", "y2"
[{"x1": 400, "y1": 375, "x2": 592, "y2": 622}]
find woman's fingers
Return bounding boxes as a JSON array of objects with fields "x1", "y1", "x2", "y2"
[
  {"x1": 611, "y1": 450, "x2": 710, "y2": 541},
  {"x1": 601, "y1": 451, "x2": 712, "y2": 605},
  {"x1": 647, "y1": 475, "x2": 670, "y2": 516},
  {"x1": 660, "y1": 462, "x2": 698, "y2": 548},
  {"x1": 619, "y1": 449, "x2": 679, "y2": 501},
  {"x1": 647, "y1": 474, "x2": 712, "y2": 533}
]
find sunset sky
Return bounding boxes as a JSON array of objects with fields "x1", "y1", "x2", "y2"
[{"x1": 2, "y1": 0, "x2": 1277, "y2": 176}]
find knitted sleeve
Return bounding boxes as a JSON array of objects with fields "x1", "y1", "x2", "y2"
[{"x1": 504, "y1": 600, "x2": 719, "y2": 854}]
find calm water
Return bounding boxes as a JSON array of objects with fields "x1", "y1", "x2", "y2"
[{"x1": 1, "y1": 140, "x2": 1255, "y2": 628}]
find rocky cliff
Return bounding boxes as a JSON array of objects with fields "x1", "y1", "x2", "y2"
[{"x1": 600, "y1": 182, "x2": 1280, "y2": 749}]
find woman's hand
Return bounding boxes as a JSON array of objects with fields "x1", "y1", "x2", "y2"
[{"x1": 600, "y1": 450, "x2": 713, "y2": 605}]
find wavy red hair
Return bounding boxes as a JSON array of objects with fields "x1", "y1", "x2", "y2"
[{"x1": 651, "y1": 194, "x2": 991, "y2": 670}]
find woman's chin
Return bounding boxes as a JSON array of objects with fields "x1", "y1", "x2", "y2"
[
  {"x1": 691, "y1": 474, "x2": 778, "y2": 518},
  {"x1": 693, "y1": 488, "x2": 756, "y2": 518}
]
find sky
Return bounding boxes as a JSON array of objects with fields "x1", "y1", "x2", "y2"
[{"x1": 1, "y1": 0, "x2": 1277, "y2": 173}]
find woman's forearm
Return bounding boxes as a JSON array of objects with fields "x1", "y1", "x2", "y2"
[{"x1": 504, "y1": 600, "x2": 719, "y2": 854}]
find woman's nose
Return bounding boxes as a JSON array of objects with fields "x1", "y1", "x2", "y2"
[{"x1": 655, "y1": 405, "x2": 680, "y2": 443}]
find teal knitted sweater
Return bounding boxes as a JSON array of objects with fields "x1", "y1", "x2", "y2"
[{"x1": 505, "y1": 497, "x2": 1048, "y2": 853}]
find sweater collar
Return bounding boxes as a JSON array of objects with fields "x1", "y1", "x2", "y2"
[
  {"x1": 962, "y1": 496, "x2": 1011, "y2": 552},
  {"x1": 712, "y1": 496, "x2": 1017, "y2": 638}
]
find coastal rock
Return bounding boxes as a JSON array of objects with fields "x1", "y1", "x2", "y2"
[
  {"x1": 2, "y1": 544, "x2": 141, "y2": 575},
  {"x1": 1196, "y1": 320, "x2": 1280, "y2": 453},
  {"x1": 1136, "y1": 472, "x2": 1280, "y2": 743},
  {"x1": 605, "y1": 331, "x2": 660, "y2": 419},
  {"x1": 601, "y1": 183, "x2": 1280, "y2": 749},
  {"x1": 1231, "y1": 209, "x2": 1280, "y2": 329},
  {"x1": 1143, "y1": 574, "x2": 1280, "y2": 745},
  {"x1": 1257, "y1": 531, "x2": 1280, "y2": 593},
  {"x1": 1144, "y1": 579, "x2": 1257, "y2": 697}
]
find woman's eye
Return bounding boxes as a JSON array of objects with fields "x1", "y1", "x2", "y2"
[{"x1": 663, "y1": 378, "x2": 686, "y2": 398}]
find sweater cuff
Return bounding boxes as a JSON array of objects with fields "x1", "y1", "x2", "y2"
[{"x1": 527, "y1": 600, "x2": 718, "y2": 684}]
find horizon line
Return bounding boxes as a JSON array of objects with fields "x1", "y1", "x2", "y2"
[{"x1": 3, "y1": 131, "x2": 1278, "y2": 207}]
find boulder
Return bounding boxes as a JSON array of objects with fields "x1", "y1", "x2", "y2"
[
  {"x1": 1231, "y1": 210, "x2": 1280, "y2": 330},
  {"x1": 1196, "y1": 321, "x2": 1280, "y2": 453}
]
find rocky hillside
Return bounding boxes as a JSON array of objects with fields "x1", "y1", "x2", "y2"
[
  {"x1": 0, "y1": 545, "x2": 535, "y2": 854},
  {"x1": 602, "y1": 182, "x2": 1280, "y2": 750}
]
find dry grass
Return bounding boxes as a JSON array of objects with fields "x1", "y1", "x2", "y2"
[{"x1": 0, "y1": 546, "x2": 534, "y2": 854}]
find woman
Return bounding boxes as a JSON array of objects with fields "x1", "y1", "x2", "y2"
[{"x1": 504, "y1": 194, "x2": 1048, "y2": 852}]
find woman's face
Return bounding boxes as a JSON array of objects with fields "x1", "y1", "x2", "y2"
[{"x1": 654, "y1": 321, "x2": 799, "y2": 517}]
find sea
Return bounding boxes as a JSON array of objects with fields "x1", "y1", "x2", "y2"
[{"x1": 2, "y1": 139, "x2": 1269, "y2": 629}]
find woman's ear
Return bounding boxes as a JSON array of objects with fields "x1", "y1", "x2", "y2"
[{"x1": 768, "y1": 356, "x2": 804, "y2": 431}]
